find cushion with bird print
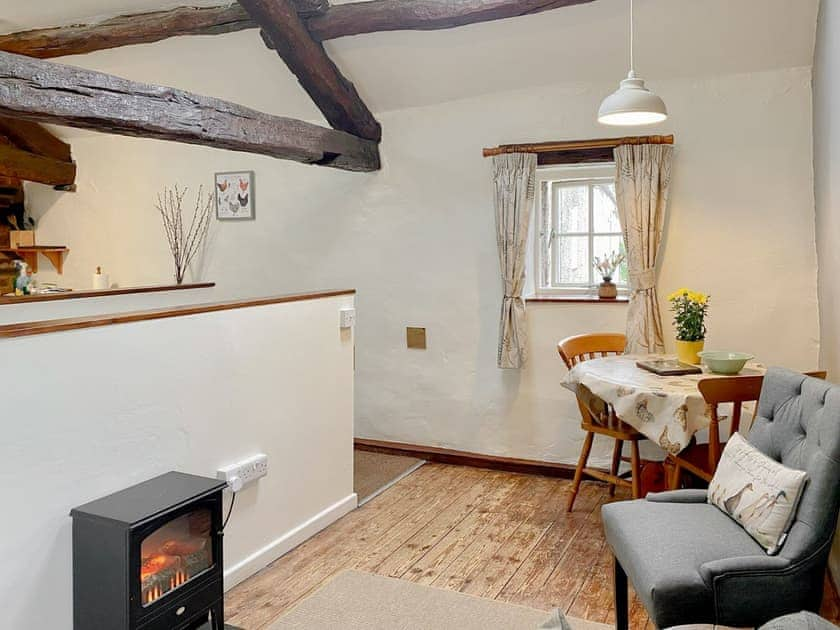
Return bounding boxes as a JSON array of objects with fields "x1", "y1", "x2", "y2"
[{"x1": 708, "y1": 432, "x2": 808, "y2": 554}]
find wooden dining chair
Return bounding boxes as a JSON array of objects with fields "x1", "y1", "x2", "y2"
[
  {"x1": 558, "y1": 333, "x2": 645, "y2": 511},
  {"x1": 668, "y1": 370, "x2": 828, "y2": 489}
]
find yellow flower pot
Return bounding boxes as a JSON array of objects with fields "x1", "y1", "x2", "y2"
[{"x1": 676, "y1": 339, "x2": 705, "y2": 365}]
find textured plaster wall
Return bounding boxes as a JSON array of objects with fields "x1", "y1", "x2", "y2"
[
  {"x1": 1, "y1": 295, "x2": 356, "y2": 629},
  {"x1": 25, "y1": 65, "x2": 820, "y2": 468}
]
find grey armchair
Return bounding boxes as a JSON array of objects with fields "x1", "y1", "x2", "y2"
[{"x1": 601, "y1": 368, "x2": 840, "y2": 629}]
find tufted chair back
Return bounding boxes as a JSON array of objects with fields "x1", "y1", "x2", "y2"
[{"x1": 748, "y1": 368, "x2": 840, "y2": 571}]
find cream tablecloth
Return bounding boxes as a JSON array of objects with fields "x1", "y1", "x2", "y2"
[{"x1": 565, "y1": 354, "x2": 765, "y2": 455}]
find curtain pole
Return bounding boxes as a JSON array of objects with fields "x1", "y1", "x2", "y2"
[{"x1": 482, "y1": 134, "x2": 674, "y2": 158}]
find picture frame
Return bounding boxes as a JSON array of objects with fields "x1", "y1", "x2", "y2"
[{"x1": 215, "y1": 171, "x2": 255, "y2": 220}]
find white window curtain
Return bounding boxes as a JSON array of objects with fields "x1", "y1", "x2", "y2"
[
  {"x1": 492, "y1": 153, "x2": 537, "y2": 369},
  {"x1": 614, "y1": 144, "x2": 674, "y2": 354}
]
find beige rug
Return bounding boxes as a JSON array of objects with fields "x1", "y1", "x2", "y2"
[
  {"x1": 269, "y1": 570, "x2": 610, "y2": 630},
  {"x1": 354, "y1": 450, "x2": 424, "y2": 505}
]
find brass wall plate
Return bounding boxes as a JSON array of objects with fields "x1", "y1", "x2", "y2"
[{"x1": 406, "y1": 327, "x2": 427, "y2": 349}]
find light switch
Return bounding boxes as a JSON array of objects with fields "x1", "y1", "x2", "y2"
[
  {"x1": 340, "y1": 307, "x2": 356, "y2": 328},
  {"x1": 406, "y1": 327, "x2": 427, "y2": 349}
]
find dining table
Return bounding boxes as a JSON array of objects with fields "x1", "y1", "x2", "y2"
[{"x1": 564, "y1": 354, "x2": 766, "y2": 455}]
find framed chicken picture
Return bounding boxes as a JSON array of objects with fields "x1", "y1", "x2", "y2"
[{"x1": 215, "y1": 171, "x2": 255, "y2": 220}]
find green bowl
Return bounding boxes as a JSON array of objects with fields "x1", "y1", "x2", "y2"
[{"x1": 697, "y1": 351, "x2": 755, "y2": 375}]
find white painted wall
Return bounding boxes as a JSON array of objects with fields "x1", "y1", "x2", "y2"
[
  {"x1": 0, "y1": 294, "x2": 355, "y2": 629},
  {"x1": 19, "y1": 61, "x2": 820, "y2": 468},
  {"x1": 813, "y1": 0, "x2": 840, "y2": 588},
  {"x1": 0, "y1": 285, "x2": 219, "y2": 325}
]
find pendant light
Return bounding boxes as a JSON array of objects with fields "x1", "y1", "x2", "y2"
[{"x1": 598, "y1": 0, "x2": 667, "y2": 126}]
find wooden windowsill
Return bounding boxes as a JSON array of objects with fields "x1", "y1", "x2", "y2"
[
  {"x1": 0, "y1": 289, "x2": 356, "y2": 338},
  {"x1": 526, "y1": 295, "x2": 630, "y2": 304},
  {"x1": 0, "y1": 282, "x2": 215, "y2": 305}
]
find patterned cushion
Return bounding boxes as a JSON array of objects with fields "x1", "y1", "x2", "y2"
[{"x1": 708, "y1": 433, "x2": 808, "y2": 553}]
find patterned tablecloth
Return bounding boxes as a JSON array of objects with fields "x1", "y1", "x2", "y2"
[{"x1": 565, "y1": 354, "x2": 766, "y2": 455}]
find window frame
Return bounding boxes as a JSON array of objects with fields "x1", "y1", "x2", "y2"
[{"x1": 532, "y1": 164, "x2": 628, "y2": 298}]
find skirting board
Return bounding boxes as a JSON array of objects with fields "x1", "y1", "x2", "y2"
[
  {"x1": 354, "y1": 438, "x2": 580, "y2": 479},
  {"x1": 223, "y1": 492, "x2": 358, "y2": 590}
]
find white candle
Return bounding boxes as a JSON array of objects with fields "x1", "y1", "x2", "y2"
[{"x1": 92, "y1": 266, "x2": 109, "y2": 290}]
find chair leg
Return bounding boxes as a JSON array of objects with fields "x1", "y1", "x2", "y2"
[
  {"x1": 609, "y1": 439, "x2": 623, "y2": 497},
  {"x1": 567, "y1": 431, "x2": 594, "y2": 512},
  {"x1": 614, "y1": 555, "x2": 629, "y2": 630},
  {"x1": 630, "y1": 440, "x2": 642, "y2": 499}
]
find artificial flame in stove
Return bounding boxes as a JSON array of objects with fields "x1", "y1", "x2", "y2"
[
  {"x1": 143, "y1": 569, "x2": 189, "y2": 605},
  {"x1": 140, "y1": 509, "x2": 213, "y2": 607}
]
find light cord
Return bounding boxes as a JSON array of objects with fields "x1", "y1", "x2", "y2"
[{"x1": 629, "y1": 0, "x2": 635, "y2": 77}]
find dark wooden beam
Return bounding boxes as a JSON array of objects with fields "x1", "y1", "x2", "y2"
[
  {"x1": 293, "y1": 0, "x2": 330, "y2": 16},
  {"x1": 0, "y1": 0, "x2": 597, "y2": 58},
  {"x1": 0, "y1": 116, "x2": 71, "y2": 161},
  {"x1": 0, "y1": 143, "x2": 76, "y2": 186},
  {"x1": 239, "y1": 0, "x2": 382, "y2": 142},
  {"x1": 0, "y1": 51, "x2": 380, "y2": 172},
  {"x1": 0, "y1": 1, "x2": 327, "y2": 60},
  {"x1": 0, "y1": 6, "x2": 256, "y2": 59},
  {"x1": 305, "y1": 0, "x2": 598, "y2": 41},
  {"x1": 0, "y1": 176, "x2": 23, "y2": 201}
]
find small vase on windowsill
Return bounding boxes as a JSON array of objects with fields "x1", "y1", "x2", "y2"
[{"x1": 598, "y1": 276, "x2": 618, "y2": 300}]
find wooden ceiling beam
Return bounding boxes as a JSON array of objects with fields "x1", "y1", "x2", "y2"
[
  {"x1": 0, "y1": 51, "x2": 380, "y2": 172},
  {"x1": 0, "y1": 0, "x2": 596, "y2": 58},
  {"x1": 0, "y1": 116, "x2": 72, "y2": 161},
  {"x1": 239, "y1": 0, "x2": 381, "y2": 142},
  {"x1": 305, "y1": 0, "x2": 598, "y2": 41},
  {"x1": 293, "y1": 0, "x2": 330, "y2": 15},
  {"x1": 0, "y1": 144, "x2": 76, "y2": 186},
  {"x1": 0, "y1": 1, "x2": 327, "y2": 59},
  {"x1": 0, "y1": 6, "x2": 256, "y2": 59}
]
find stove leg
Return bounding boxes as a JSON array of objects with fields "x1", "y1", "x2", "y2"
[{"x1": 209, "y1": 601, "x2": 224, "y2": 630}]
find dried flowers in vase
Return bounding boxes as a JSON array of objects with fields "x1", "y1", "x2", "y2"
[{"x1": 593, "y1": 251, "x2": 626, "y2": 299}]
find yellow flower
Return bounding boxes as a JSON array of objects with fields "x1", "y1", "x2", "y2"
[{"x1": 668, "y1": 288, "x2": 708, "y2": 305}]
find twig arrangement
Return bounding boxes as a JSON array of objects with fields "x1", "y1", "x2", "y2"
[{"x1": 155, "y1": 185, "x2": 213, "y2": 285}]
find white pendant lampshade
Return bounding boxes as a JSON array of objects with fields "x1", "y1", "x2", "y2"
[{"x1": 598, "y1": 0, "x2": 667, "y2": 126}]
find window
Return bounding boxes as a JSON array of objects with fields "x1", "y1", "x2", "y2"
[{"x1": 532, "y1": 165, "x2": 628, "y2": 296}]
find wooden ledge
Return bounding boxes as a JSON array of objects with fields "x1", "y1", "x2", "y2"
[
  {"x1": 355, "y1": 438, "x2": 580, "y2": 479},
  {"x1": 0, "y1": 282, "x2": 215, "y2": 305},
  {"x1": 526, "y1": 295, "x2": 630, "y2": 304},
  {"x1": 0, "y1": 289, "x2": 355, "y2": 338}
]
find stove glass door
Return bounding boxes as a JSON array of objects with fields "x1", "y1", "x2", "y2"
[{"x1": 139, "y1": 508, "x2": 214, "y2": 606}]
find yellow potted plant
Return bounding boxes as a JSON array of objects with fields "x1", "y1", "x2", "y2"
[{"x1": 668, "y1": 288, "x2": 710, "y2": 365}]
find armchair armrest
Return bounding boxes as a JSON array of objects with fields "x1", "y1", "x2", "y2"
[
  {"x1": 646, "y1": 489, "x2": 708, "y2": 503},
  {"x1": 699, "y1": 555, "x2": 791, "y2": 584},
  {"x1": 700, "y1": 555, "x2": 798, "y2": 626}
]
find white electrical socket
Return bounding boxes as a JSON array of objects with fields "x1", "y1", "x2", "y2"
[
  {"x1": 217, "y1": 454, "x2": 268, "y2": 492},
  {"x1": 340, "y1": 307, "x2": 356, "y2": 329}
]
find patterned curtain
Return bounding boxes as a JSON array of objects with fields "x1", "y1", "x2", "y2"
[
  {"x1": 492, "y1": 153, "x2": 537, "y2": 369},
  {"x1": 614, "y1": 144, "x2": 674, "y2": 354}
]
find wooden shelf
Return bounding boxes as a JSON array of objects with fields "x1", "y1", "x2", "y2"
[
  {"x1": 0, "y1": 246, "x2": 69, "y2": 274},
  {"x1": 0, "y1": 282, "x2": 215, "y2": 305}
]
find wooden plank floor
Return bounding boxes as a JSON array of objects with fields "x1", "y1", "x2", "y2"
[{"x1": 225, "y1": 463, "x2": 840, "y2": 629}]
